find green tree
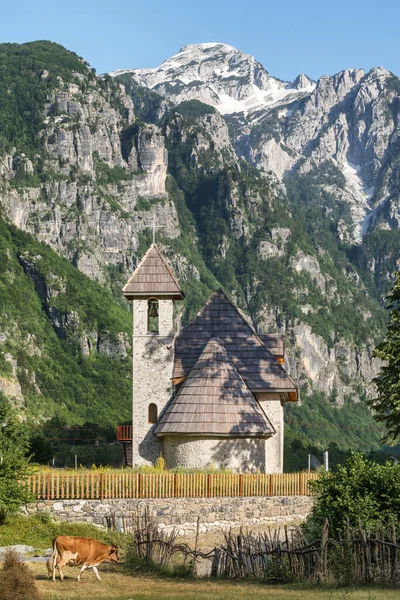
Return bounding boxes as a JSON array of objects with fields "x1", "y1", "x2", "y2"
[
  {"x1": 307, "y1": 453, "x2": 400, "y2": 534},
  {"x1": 0, "y1": 395, "x2": 33, "y2": 512},
  {"x1": 368, "y1": 271, "x2": 400, "y2": 441}
]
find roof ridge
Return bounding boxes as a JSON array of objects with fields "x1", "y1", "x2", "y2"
[{"x1": 122, "y1": 243, "x2": 184, "y2": 297}]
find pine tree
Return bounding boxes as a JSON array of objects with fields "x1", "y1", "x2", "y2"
[{"x1": 368, "y1": 272, "x2": 400, "y2": 441}]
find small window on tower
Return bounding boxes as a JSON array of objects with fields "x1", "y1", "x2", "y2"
[
  {"x1": 148, "y1": 403, "x2": 158, "y2": 424},
  {"x1": 147, "y1": 298, "x2": 159, "y2": 333}
]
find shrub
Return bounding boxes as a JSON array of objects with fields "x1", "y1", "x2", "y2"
[
  {"x1": 0, "y1": 396, "x2": 33, "y2": 513},
  {"x1": 0, "y1": 550, "x2": 40, "y2": 600},
  {"x1": 0, "y1": 513, "x2": 126, "y2": 553},
  {"x1": 155, "y1": 456, "x2": 165, "y2": 471},
  {"x1": 306, "y1": 453, "x2": 400, "y2": 535}
]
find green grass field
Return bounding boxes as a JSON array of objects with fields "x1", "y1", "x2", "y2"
[{"x1": 29, "y1": 564, "x2": 399, "y2": 600}]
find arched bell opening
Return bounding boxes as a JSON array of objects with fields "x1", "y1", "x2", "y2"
[
  {"x1": 148, "y1": 403, "x2": 158, "y2": 424},
  {"x1": 147, "y1": 298, "x2": 159, "y2": 333}
]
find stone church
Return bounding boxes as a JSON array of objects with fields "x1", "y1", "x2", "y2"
[{"x1": 119, "y1": 243, "x2": 298, "y2": 473}]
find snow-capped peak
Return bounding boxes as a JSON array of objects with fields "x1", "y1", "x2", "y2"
[
  {"x1": 109, "y1": 43, "x2": 316, "y2": 116},
  {"x1": 179, "y1": 42, "x2": 236, "y2": 53}
]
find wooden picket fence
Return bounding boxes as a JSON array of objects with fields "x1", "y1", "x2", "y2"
[{"x1": 26, "y1": 470, "x2": 319, "y2": 500}]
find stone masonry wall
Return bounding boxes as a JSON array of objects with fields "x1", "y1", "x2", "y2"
[
  {"x1": 131, "y1": 298, "x2": 175, "y2": 466},
  {"x1": 256, "y1": 394, "x2": 284, "y2": 473},
  {"x1": 26, "y1": 496, "x2": 314, "y2": 535},
  {"x1": 163, "y1": 436, "x2": 266, "y2": 472}
]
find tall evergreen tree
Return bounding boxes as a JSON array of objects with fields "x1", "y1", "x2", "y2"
[{"x1": 368, "y1": 272, "x2": 400, "y2": 441}]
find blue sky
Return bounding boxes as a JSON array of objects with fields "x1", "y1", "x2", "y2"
[{"x1": 0, "y1": 0, "x2": 398, "y2": 81}]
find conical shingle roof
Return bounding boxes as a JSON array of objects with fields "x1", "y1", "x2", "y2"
[
  {"x1": 122, "y1": 244, "x2": 184, "y2": 299},
  {"x1": 155, "y1": 338, "x2": 275, "y2": 437},
  {"x1": 173, "y1": 291, "x2": 298, "y2": 397}
]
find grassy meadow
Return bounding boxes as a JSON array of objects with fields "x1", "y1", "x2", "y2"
[
  {"x1": 29, "y1": 564, "x2": 399, "y2": 600},
  {"x1": 1, "y1": 514, "x2": 400, "y2": 600}
]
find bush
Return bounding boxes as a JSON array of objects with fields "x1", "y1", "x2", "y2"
[
  {"x1": 0, "y1": 550, "x2": 40, "y2": 600},
  {"x1": 306, "y1": 453, "x2": 400, "y2": 535},
  {"x1": 0, "y1": 396, "x2": 33, "y2": 513},
  {"x1": 0, "y1": 513, "x2": 126, "y2": 553}
]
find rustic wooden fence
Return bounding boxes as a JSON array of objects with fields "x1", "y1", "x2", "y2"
[
  {"x1": 126, "y1": 515, "x2": 400, "y2": 584},
  {"x1": 26, "y1": 470, "x2": 318, "y2": 500}
]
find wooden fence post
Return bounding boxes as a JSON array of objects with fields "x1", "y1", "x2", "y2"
[
  {"x1": 239, "y1": 473, "x2": 244, "y2": 497},
  {"x1": 100, "y1": 473, "x2": 105, "y2": 500},
  {"x1": 268, "y1": 474, "x2": 273, "y2": 496},
  {"x1": 299, "y1": 472, "x2": 303, "y2": 496}
]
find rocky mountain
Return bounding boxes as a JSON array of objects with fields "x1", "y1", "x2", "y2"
[
  {"x1": 115, "y1": 43, "x2": 400, "y2": 247},
  {"x1": 1, "y1": 40, "x2": 399, "y2": 458},
  {"x1": 112, "y1": 43, "x2": 315, "y2": 115}
]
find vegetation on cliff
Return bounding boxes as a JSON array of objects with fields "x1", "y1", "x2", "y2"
[{"x1": 0, "y1": 218, "x2": 132, "y2": 426}]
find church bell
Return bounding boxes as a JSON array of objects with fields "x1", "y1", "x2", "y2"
[{"x1": 149, "y1": 302, "x2": 158, "y2": 318}]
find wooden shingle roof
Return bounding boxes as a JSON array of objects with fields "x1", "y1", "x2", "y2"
[
  {"x1": 258, "y1": 334, "x2": 284, "y2": 358},
  {"x1": 156, "y1": 338, "x2": 275, "y2": 437},
  {"x1": 122, "y1": 244, "x2": 184, "y2": 299},
  {"x1": 174, "y1": 291, "x2": 298, "y2": 397}
]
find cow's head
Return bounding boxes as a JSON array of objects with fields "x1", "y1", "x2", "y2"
[{"x1": 108, "y1": 544, "x2": 120, "y2": 563}]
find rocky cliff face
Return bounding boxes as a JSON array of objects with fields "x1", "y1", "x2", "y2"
[
  {"x1": 0, "y1": 75, "x2": 180, "y2": 282},
  {"x1": 118, "y1": 44, "x2": 400, "y2": 247}
]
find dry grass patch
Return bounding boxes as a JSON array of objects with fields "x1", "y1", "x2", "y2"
[
  {"x1": 0, "y1": 550, "x2": 41, "y2": 600},
  {"x1": 29, "y1": 563, "x2": 400, "y2": 600}
]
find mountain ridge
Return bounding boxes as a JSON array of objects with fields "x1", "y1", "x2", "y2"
[{"x1": 113, "y1": 43, "x2": 400, "y2": 246}]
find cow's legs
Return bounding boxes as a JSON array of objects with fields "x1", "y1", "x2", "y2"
[
  {"x1": 52, "y1": 555, "x2": 61, "y2": 582},
  {"x1": 77, "y1": 564, "x2": 87, "y2": 581},
  {"x1": 56, "y1": 556, "x2": 74, "y2": 581},
  {"x1": 51, "y1": 543, "x2": 60, "y2": 582},
  {"x1": 92, "y1": 566, "x2": 101, "y2": 581}
]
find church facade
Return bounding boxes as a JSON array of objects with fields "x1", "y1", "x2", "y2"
[{"x1": 120, "y1": 244, "x2": 298, "y2": 473}]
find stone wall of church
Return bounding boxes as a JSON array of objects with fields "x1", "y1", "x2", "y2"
[
  {"x1": 255, "y1": 394, "x2": 284, "y2": 473},
  {"x1": 162, "y1": 436, "x2": 266, "y2": 472},
  {"x1": 132, "y1": 299, "x2": 175, "y2": 466}
]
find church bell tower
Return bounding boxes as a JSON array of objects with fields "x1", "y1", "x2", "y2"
[{"x1": 122, "y1": 244, "x2": 184, "y2": 466}]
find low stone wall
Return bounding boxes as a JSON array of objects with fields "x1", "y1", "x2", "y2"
[{"x1": 26, "y1": 496, "x2": 314, "y2": 535}]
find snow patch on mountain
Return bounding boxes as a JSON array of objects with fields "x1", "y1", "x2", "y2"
[
  {"x1": 110, "y1": 43, "x2": 316, "y2": 116},
  {"x1": 342, "y1": 161, "x2": 375, "y2": 241}
]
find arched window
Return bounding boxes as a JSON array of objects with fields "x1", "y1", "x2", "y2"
[
  {"x1": 148, "y1": 403, "x2": 158, "y2": 424},
  {"x1": 147, "y1": 298, "x2": 159, "y2": 333}
]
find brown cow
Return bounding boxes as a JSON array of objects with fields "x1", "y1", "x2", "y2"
[{"x1": 49, "y1": 536, "x2": 119, "y2": 581}]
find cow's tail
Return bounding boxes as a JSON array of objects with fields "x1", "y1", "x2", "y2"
[{"x1": 50, "y1": 537, "x2": 60, "y2": 581}]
